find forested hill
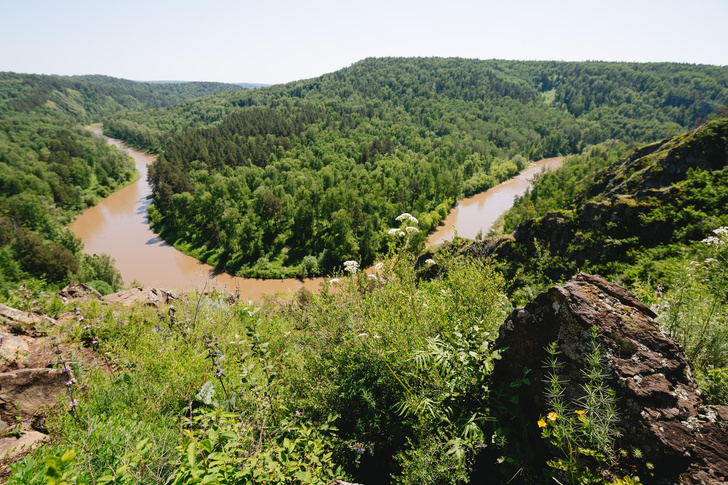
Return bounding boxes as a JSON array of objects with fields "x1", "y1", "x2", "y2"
[
  {"x1": 116, "y1": 58, "x2": 728, "y2": 279},
  {"x1": 0, "y1": 73, "x2": 245, "y2": 293},
  {"x1": 0, "y1": 72, "x2": 245, "y2": 122},
  {"x1": 105, "y1": 58, "x2": 728, "y2": 153}
]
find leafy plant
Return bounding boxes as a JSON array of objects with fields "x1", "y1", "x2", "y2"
[{"x1": 539, "y1": 329, "x2": 620, "y2": 484}]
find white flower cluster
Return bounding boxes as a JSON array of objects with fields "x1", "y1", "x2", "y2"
[
  {"x1": 344, "y1": 260, "x2": 359, "y2": 274},
  {"x1": 425, "y1": 258, "x2": 436, "y2": 266},
  {"x1": 405, "y1": 226, "x2": 419, "y2": 234},
  {"x1": 375, "y1": 262, "x2": 384, "y2": 270},
  {"x1": 702, "y1": 236, "x2": 725, "y2": 245},
  {"x1": 702, "y1": 227, "x2": 728, "y2": 245},
  {"x1": 388, "y1": 228, "x2": 405, "y2": 236},
  {"x1": 396, "y1": 213, "x2": 419, "y2": 224}
]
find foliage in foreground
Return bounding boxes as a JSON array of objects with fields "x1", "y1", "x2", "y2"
[
  {"x1": 5, "y1": 243, "x2": 513, "y2": 484},
  {"x1": 7, "y1": 221, "x2": 728, "y2": 483}
]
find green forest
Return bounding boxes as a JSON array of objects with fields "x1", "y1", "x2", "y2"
[
  {"x1": 102, "y1": 58, "x2": 728, "y2": 278},
  {"x1": 0, "y1": 72, "x2": 245, "y2": 293}
]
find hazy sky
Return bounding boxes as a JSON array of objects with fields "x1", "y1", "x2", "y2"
[{"x1": 1, "y1": 0, "x2": 726, "y2": 85}]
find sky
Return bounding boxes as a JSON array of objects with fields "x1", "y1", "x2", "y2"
[{"x1": 1, "y1": 0, "x2": 727, "y2": 85}]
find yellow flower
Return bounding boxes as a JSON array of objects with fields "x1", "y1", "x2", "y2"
[
  {"x1": 574, "y1": 410, "x2": 586, "y2": 415},
  {"x1": 547, "y1": 412, "x2": 559, "y2": 421},
  {"x1": 537, "y1": 418, "x2": 547, "y2": 428}
]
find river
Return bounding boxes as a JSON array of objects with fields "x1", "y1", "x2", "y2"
[
  {"x1": 426, "y1": 157, "x2": 564, "y2": 246},
  {"x1": 71, "y1": 130, "x2": 563, "y2": 298}
]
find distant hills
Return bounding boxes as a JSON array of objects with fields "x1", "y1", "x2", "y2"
[{"x1": 141, "y1": 80, "x2": 269, "y2": 89}]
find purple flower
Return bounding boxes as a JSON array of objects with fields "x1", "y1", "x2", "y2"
[
  {"x1": 61, "y1": 366, "x2": 71, "y2": 374},
  {"x1": 63, "y1": 378, "x2": 76, "y2": 387},
  {"x1": 92, "y1": 337, "x2": 99, "y2": 345},
  {"x1": 214, "y1": 370, "x2": 223, "y2": 378},
  {"x1": 295, "y1": 410, "x2": 301, "y2": 417},
  {"x1": 69, "y1": 399, "x2": 78, "y2": 409}
]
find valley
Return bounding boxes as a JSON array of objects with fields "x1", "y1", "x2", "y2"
[{"x1": 1, "y1": 59, "x2": 728, "y2": 485}]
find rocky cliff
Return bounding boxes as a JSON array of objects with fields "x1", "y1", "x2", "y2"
[{"x1": 492, "y1": 273, "x2": 728, "y2": 484}]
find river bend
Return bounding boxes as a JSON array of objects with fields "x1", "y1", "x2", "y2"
[{"x1": 71, "y1": 130, "x2": 563, "y2": 298}]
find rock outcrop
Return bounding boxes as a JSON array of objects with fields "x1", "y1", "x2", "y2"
[
  {"x1": 104, "y1": 287, "x2": 178, "y2": 306},
  {"x1": 0, "y1": 304, "x2": 68, "y2": 461},
  {"x1": 492, "y1": 273, "x2": 728, "y2": 484},
  {"x1": 58, "y1": 283, "x2": 103, "y2": 302},
  {"x1": 0, "y1": 303, "x2": 56, "y2": 335}
]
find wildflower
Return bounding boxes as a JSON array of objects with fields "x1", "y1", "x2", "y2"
[
  {"x1": 425, "y1": 258, "x2": 436, "y2": 266},
  {"x1": 69, "y1": 399, "x2": 79, "y2": 409},
  {"x1": 396, "y1": 213, "x2": 419, "y2": 224},
  {"x1": 329, "y1": 278, "x2": 340, "y2": 284},
  {"x1": 358, "y1": 333, "x2": 368, "y2": 338},
  {"x1": 354, "y1": 443, "x2": 364, "y2": 455},
  {"x1": 387, "y1": 228, "x2": 400, "y2": 235},
  {"x1": 214, "y1": 370, "x2": 223, "y2": 378},
  {"x1": 705, "y1": 258, "x2": 718, "y2": 263},
  {"x1": 702, "y1": 236, "x2": 724, "y2": 245},
  {"x1": 295, "y1": 410, "x2": 301, "y2": 417},
  {"x1": 92, "y1": 337, "x2": 99, "y2": 345},
  {"x1": 63, "y1": 378, "x2": 76, "y2": 387},
  {"x1": 713, "y1": 226, "x2": 728, "y2": 236},
  {"x1": 61, "y1": 366, "x2": 71, "y2": 374},
  {"x1": 405, "y1": 226, "x2": 419, "y2": 234},
  {"x1": 375, "y1": 262, "x2": 384, "y2": 270},
  {"x1": 368, "y1": 274, "x2": 377, "y2": 280},
  {"x1": 82, "y1": 325, "x2": 91, "y2": 330},
  {"x1": 398, "y1": 230, "x2": 405, "y2": 237},
  {"x1": 344, "y1": 260, "x2": 360, "y2": 274},
  {"x1": 373, "y1": 334, "x2": 381, "y2": 339},
  {"x1": 538, "y1": 418, "x2": 547, "y2": 428},
  {"x1": 574, "y1": 409, "x2": 586, "y2": 415},
  {"x1": 547, "y1": 412, "x2": 558, "y2": 421}
]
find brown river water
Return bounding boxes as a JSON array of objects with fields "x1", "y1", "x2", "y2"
[
  {"x1": 426, "y1": 157, "x2": 564, "y2": 246},
  {"x1": 71, "y1": 130, "x2": 563, "y2": 299}
]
